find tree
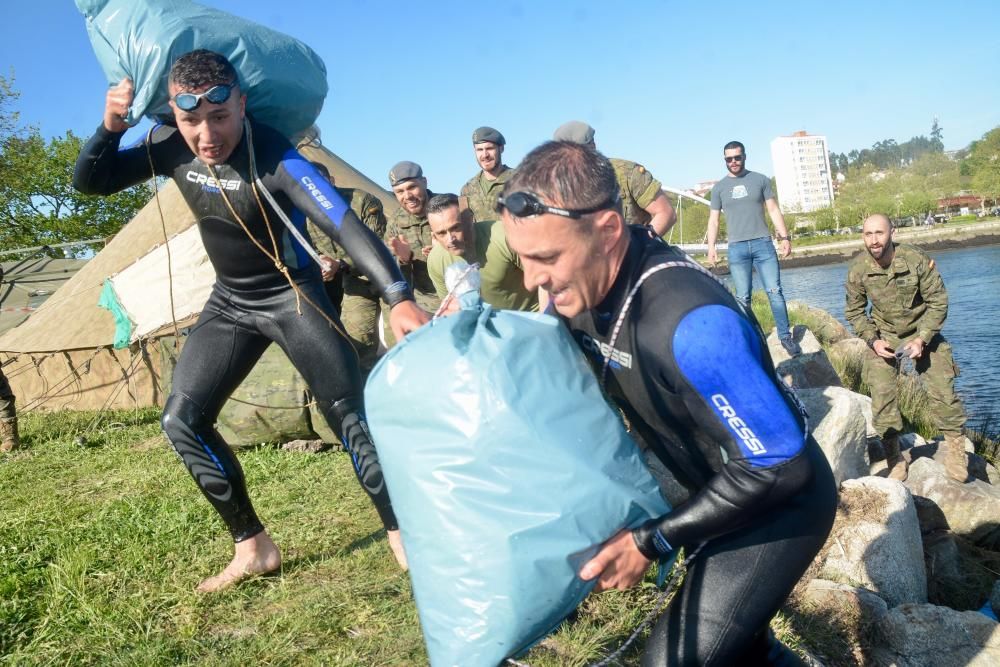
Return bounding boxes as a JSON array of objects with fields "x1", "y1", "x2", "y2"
[
  {"x1": 930, "y1": 118, "x2": 944, "y2": 152},
  {"x1": 0, "y1": 73, "x2": 22, "y2": 142},
  {"x1": 964, "y1": 127, "x2": 1000, "y2": 208},
  {"x1": 0, "y1": 77, "x2": 152, "y2": 253}
]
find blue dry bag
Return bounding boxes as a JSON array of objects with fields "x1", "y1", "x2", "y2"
[
  {"x1": 365, "y1": 303, "x2": 670, "y2": 666},
  {"x1": 76, "y1": 0, "x2": 328, "y2": 138}
]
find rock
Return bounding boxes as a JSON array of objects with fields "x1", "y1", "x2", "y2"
[
  {"x1": 767, "y1": 326, "x2": 844, "y2": 389},
  {"x1": 797, "y1": 386, "x2": 870, "y2": 484},
  {"x1": 280, "y1": 438, "x2": 330, "y2": 454},
  {"x1": 787, "y1": 300, "x2": 852, "y2": 344},
  {"x1": 989, "y1": 462, "x2": 1000, "y2": 487},
  {"x1": 912, "y1": 495, "x2": 951, "y2": 534},
  {"x1": 969, "y1": 453, "x2": 999, "y2": 485},
  {"x1": 803, "y1": 578, "x2": 889, "y2": 624},
  {"x1": 818, "y1": 477, "x2": 927, "y2": 607},
  {"x1": 876, "y1": 603, "x2": 1000, "y2": 666},
  {"x1": 905, "y1": 457, "x2": 1000, "y2": 548},
  {"x1": 900, "y1": 432, "x2": 928, "y2": 450},
  {"x1": 923, "y1": 530, "x2": 962, "y2": 582}
]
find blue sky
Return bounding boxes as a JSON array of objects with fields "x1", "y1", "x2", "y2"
[{"x1": 3, "y1": 1, "x2": 998, "y2": 194}]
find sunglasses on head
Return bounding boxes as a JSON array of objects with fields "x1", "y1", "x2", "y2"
[
  {"x1": 171, "y1": 82, "x2": 237, "y2": 112},
  {"x1": 724, "y1": 154, "x2": 745, "y2": 163},
  {"x1": 496, "y1": 190, "x2": 619, "y2": 219}
]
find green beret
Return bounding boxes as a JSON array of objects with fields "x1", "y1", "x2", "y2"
[
  {"x1": 553, "y1": 121, "x2": 596, "y2": 144},
  {"x1": 388, "y1": 160, "x2": 423, "y2": 186},
  {"x1": 472, "y1": 126, "x2": 505, "y2": 146}
]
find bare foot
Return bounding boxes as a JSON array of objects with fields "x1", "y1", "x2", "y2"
[
  {"x1": 196, "y1": 532, "x2": 282, "y2": 592},
  {"x1": 387, "y1": 529, "x2": 408, "y2": 571}
]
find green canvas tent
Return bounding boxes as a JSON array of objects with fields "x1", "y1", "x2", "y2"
[{"x1": 0, "y1": 131, "x2": 399, "y2": 445}]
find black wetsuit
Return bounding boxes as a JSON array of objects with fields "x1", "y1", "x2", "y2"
[
  {"x1": 567, "y1": 227, "x2": 838, "y2": 665},
  {"x1": 74, "y1": 120, "x2": 411, "y2": 538}
]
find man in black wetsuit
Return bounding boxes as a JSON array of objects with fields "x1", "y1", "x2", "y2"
[
  {"x1": 499, "y1": 141, "x2": 838, "y2": 665},
  {"x1": 74, "y1": 50, "x2": 427, "y2": 591}
]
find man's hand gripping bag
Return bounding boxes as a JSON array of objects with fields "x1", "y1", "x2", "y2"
[{"x1": 364, "y1": 306, "x2": 670, "y2": 666}]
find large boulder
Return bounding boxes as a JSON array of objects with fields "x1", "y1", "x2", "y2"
[
  {"x1": 797, "y1": 385, "x2": 871, "y2": 484},
  {"x1": 818, "y1": 477, "x2": 927, "y2": 607},
  {"x1": 767, "y1": 326, "x2": 843, "y2": 389},
  {"x1": 787, "y1": 300, "x2": 852, "y2": 344},
  {"x1": 876, "y1": 603, "x2": 1000, "y2": 666},
  {"x1": 905, "y1": 457, "x2": 1000, "y2": 548},
  {"x1": 802, "y1": 578, "x2": 889, "y2": 624}
]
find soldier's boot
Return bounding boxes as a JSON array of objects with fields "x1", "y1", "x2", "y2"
[
  {"x1": 882, "y1": 434, "x2": 908, "y2": 481},
  {"x1": 0, "y1": 417, "x2": 20, "y2": 453},
  {"x1": 941, "y1": 433, "x2": 969, "y2": 483}
]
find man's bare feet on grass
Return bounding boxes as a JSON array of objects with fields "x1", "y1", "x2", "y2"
[
  {"x1": 387, "y1": 529, "x2": 408, "y2": 571},
  {"x1": 196, "y1": 531, "x2": 282, "y2": 593}
]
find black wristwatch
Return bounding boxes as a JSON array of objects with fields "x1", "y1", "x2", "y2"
[{"x1": 776, "y1": 235, "x2": 791, "y2": 242}]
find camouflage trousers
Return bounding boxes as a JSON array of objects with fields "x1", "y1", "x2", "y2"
[
  {"x1": 340, "y1": 275, "x2": 381, "y2": 376},
  {"x1": 0, "y1": 367, "x2": 14, "y2": 421},
  {"x1": 380, "y1": 288, "x2": 441, "y2": 349},
  {"x1": 863, "y1": 333, "x2": 966, "y2": 438}
]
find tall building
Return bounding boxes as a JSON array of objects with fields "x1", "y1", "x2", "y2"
[{"x1": 770, "y1": 131, "x2": 834, "y2": 213}]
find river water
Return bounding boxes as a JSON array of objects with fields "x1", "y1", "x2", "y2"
[{"x1": 760, "y1": 244, "x2": 999, "y2": 427}]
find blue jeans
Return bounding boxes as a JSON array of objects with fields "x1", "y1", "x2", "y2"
[{"x1": 727, "y1": 236, "x2": 791, "y2": 338}]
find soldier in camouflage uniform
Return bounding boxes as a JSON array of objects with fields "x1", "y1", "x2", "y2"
[
  {"x1": 0, "y1": 268, "x2": 19, "y2": 453},
  {"x1": 845, "y1": 214, "x2": 968, "y2": 482},
  {"x1": 383, "y1": 162, "x2": 440, "y2": 342},
  {"x1": 305, "y1": 162, "x2": 387, "y2": 375},
  {"x1": 460, "y1": 127, "x2": 515, "y2": 223},
  {"x1": 553, "y1": 121, "x2": 676, "y2": 235},
  {"x1": 0, "y1": 368, "x2": 18, "y2": 453}
]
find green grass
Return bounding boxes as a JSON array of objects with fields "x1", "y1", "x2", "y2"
[{"x1": 1, "y1": 409, "x2": 852, "y2": 665}]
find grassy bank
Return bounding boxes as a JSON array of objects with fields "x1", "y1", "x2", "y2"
[
  {"x1": 0, "y1": 408, "x2": 684, "y2": 666},
  {"x1": 1, "y1": 408, "x2": 860, "y2": 665}
]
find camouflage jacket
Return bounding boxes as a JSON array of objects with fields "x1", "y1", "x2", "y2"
[
  {"x1": 306, "y1": 186, "x2": 386, "y2": 293},
  {"x1": 384, "y1": 192, "x2": 436, "y2": 295},
  {"x1": 460, "y1": 165, "x2": 515, "y2": 223},
  {"x1": 845, "y1": 243, "x2": 948, "y2": 345},
  {"x1": 307, "y1": 186, "x2": 386, "y2": 265},
  {"x1": 610, "y1": 158, "x2": 662, "y2": 227}
]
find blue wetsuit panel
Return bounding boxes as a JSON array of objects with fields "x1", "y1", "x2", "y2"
[{"x1": 673, "y1": 304, "x2": 804, "y2": 468}]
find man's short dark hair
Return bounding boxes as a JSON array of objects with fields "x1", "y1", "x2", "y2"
[
  {"x1": 724, "y1": 140, "x2": 746, "y2": 154},
  {"x1": 169, "y1": 49, "x2": 239, "y2": 91},
  {"x1": 426, "y1": 193, "x2": 460, "y2": 216},
  {"x1": 504, "y1": 141, "x2": 619, "y2": 214}
]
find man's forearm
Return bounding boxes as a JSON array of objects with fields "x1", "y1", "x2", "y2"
[{"x1": 706, "y1": 214, "x2": 720, "y2": 247}]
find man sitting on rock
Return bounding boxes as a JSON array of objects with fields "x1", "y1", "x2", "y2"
[{"x1": 845, "y1": 214, "x2": 969, "y2": 483}]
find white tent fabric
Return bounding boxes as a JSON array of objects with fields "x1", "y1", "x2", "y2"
[{"x1": 111, "y1": 225, "x2": 216, "y2": 342}]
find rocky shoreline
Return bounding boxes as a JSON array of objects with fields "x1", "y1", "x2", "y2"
[{"x1": 781, "y1": 233, "x2": 1000, "y2": 270}]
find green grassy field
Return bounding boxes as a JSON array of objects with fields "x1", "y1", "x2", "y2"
[{"x1": 1, "y1": 408, "x2": 713, "y2": 666}]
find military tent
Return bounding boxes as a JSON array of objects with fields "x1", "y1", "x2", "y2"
[
  {"x1": 1, "y1": 254, "x2": 91, "y2": 338},
  {"x1": 0, "y1": 131, "x2": 399, "y2": 444}
]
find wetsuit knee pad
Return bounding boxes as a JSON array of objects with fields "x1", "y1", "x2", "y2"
[
  {"x1": 162, "y1": 392, "x2": 264, "y2": 541},
  {"x1": 161, "y1": 392, "x2": 212, "y2": 441},
  {"x1": 329, "y1": 397, "x2": 397, "y2": 530}
]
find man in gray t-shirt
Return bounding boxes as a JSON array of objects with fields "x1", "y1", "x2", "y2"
[{"x1": 707, "y1": 141, "x2": 800, "y2": 355}]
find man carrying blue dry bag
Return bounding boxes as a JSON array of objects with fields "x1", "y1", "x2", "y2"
[{"x1": 500, "y1": 140, "x2": 838, "y2": 665}]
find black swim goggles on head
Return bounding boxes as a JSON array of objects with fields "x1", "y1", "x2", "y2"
[
  {"x1": 171, "y1": 82, "x2": 237, "y2": 112},
  {"x1": 496, "y1": 190, "x2": 619, "y2": 219}
]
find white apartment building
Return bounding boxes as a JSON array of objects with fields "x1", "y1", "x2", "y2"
[{"x1": 770, "y1": 131, "x2": 835, "y2": 213}]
